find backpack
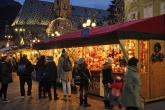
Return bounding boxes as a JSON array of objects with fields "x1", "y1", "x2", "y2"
[
  {"x1": 74, "y1": 69, "x2": 81, "y2": 85},
  {"x1": 18, "y1": 64, "x2": 26, "y2": 75},
  {"x1": 62, "y1": 57, "x2": 72, "y2": 72}
]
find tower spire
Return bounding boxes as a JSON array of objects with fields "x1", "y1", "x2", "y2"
[{"x1": 55, "y1": 0, "x2": 71, "y2": 19}]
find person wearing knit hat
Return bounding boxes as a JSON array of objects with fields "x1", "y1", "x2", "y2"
[
  {"x1": 102, "y1": 58, "x2": 114, "y2": 109},
  {"x1": 57, "y1": 49, "x2": 72, "y2": 100},
  {"x1": 76, "y1": 58, "x2": 91, "y2": 107},
  {"x1": 77, "y1": 58, "x2": 85, "y2": 65}
]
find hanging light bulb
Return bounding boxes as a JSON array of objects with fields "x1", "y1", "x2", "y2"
[
  {"x1": 91, "y1": 22, "x2": 96, "y2": 27},
  {"x1": 82, "y1": 23, "x2": 87, "y2": 28},
  {"x1": 86, "y1": 19, "x2": 91, "y2": 27}
]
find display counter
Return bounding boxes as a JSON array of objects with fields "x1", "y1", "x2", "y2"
[{"x1": 88, "y1": 70, "x2": 124, "y2": 96}]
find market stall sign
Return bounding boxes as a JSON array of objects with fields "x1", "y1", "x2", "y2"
[
  {"x1": 151, "y1": 42, "x2": 164, "y2": 63},
  {"x1": 81, "y1": 28, "x2": 90, "y2": 37},
  {"x1": 43, "y1": 37, "x2": 49, "y2": 43}
]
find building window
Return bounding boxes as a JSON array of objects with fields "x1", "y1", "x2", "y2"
[
  {"x1": 126, "y1": 0, "x2": 137, "y2": 4},
  {"x1": 144, "y1": 3, "x2": 153, "y2": 18},
  {"x1": 160, "y1": 1, "x2": 165, "y2": 14},
  {"x1": 127, "y1": 11, "x2": 138, "y2": 21}
]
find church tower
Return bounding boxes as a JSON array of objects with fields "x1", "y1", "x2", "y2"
[
  {"x1": 54, "y1": 0, "x2": 71, "y2": 19},
  {"x1": 46, "y1": 0, "x2": 75, "y2": 35}
]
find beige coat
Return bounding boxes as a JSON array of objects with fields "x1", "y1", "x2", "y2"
[{"x1": 57, "y1": 53, "x2": 72, "y2": 81}]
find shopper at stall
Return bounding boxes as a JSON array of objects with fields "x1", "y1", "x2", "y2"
[
  {"x1": 121, "y1": 57, "x2": 141, "y2": 110},
  {"x1": 44, "y1": 56, "x2": 59, "y2": 100},
  {"x1": 35, "y1": 55, "x2": 47, "y2": 99},
  {"x1": 57, "y1": 49, "x2": 72, "y2": 100},
  {"x1": 0, "y1": 56, "x2": 13, "y2": 102},
  {"x1": 17, "y1": 55, "x2": 34, "y2": 97},
  {"x1": 77, "y1": 58, "x2": 91, "y2": 107},
  {"x1": 102, "y1": 58, "x2": 114, "y2": 109}
]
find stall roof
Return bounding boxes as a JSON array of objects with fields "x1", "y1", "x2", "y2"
[{"x1": 33, "y1": 14, "x2": 165, "y2": 50}]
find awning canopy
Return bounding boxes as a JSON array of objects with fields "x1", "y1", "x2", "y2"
[{"x1": 33, "y1": 14, "x2": 165, "y2": 50}]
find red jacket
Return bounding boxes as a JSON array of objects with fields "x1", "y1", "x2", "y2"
[{"x1": 111, "y1": 81, "x2": 123, "y2": 96}]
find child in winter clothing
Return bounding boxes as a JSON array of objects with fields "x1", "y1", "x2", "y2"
[{"x1": 110, "y1": 76, "x2": 123, "y2": 108}]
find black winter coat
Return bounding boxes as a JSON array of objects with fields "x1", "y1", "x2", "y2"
[
  {"x1": 77, "y1": 66, "x2": 91, "y2": 86},
  {"x1": 102, "y1": 64, "x2": 114, "y2": 85},
  {"x1": 44, "y1": 62, "x2": 57, "y2": 82},
  {"x1": 17, "y1": 58, "x2": 34, "y2": 76}
]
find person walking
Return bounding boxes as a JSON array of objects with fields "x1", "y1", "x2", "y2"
[
  {"x1": 17, "y1": 55, "x2": 34, "y2": 98},
  {"x1": 0, "y1": 56, "x2": 13, "y2": 102},
  {"x1": 77, "y1": 58, "x2": 91, "y2": 107},
  {"x1": 35, "y1": 55, "x2": 47, "y2": 99},
  {"x1": 102, "y1": 58, "x2": 114, "y2": 109},
  {"x1": 57, "y1": 49, "x2": 72, "y2": 100},
  {"x1": 121, "y1": 57, "x2": 141, "y2": 110},
  {"x1": 44, "y1": 56, "x2": 59, "y2": 100}
]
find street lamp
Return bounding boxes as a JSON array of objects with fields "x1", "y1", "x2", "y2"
[
  {"x1": 32, "y1": 37, "x2": 40, "y2": 43},
  {"x1": 49, "y1": 31, "x2": 61, "y2": 37},
  {"x1": 5, "y1": 35, "x2": 13, "y2": 47},
  {"x1": 14, "y1": 27, "x2": 26, "y2": 45},
  {"x1": 82, "y1": 19, "x2": 97, "y2": 28}
]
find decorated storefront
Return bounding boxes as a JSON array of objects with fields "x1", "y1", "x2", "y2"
[{"x1": 33, "y1": 14, "x2": 165, "y2": 102}]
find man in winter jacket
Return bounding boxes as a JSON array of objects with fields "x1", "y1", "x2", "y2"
[
  {"x1": 35, "y1": 55, "x2": 46, "y2": 99},
  {"x1": 17, "y1": 55, "x2": 34, "y2": 97},
  {"x1": 102, "y1": 58, "x2": 114, "y2": 109},
  {"x1": 44, "y1": 56, "x2": 59, "y2": 100},
  {"x1": 0, "y1": 56, "x2": 13, "y2": 102}
]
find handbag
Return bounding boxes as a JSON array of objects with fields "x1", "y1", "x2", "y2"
[{"x1": 74, "y1": 75, "x2": 81, "y2": 85}]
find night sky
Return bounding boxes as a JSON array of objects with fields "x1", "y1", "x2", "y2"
[{"x1": 15, "y1": 0, "x2": 111, "y2": 10}]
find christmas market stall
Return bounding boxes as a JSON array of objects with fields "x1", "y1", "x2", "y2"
[{"x1": 33, "y1": 14, "x2": 165, "y2": 102}]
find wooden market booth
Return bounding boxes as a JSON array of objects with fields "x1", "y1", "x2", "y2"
[{"x1": 33, "y1": 14, "x2": 165, "y2": 102}]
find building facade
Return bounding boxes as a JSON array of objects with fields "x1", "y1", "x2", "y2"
[
  {"x1": 12, "y1": 0, "x2": 108, "y2": 46},
  {"x1": 125, "y1": 0, "x2": 165, "y2": 21}
]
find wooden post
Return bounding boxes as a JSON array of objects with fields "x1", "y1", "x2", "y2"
[{"x1": 119, "y1": 40, "x2": 128, "y2": 62}]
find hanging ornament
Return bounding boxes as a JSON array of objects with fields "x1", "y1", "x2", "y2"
[{"x1": 20, "y1": 37, "x2": 25, "y2": 45}]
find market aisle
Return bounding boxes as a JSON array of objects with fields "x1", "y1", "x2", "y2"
[
  {"x1": 0, "y1": 73, "x2": 106, "y2": 110},
  {"x1": 0, "y1": 73, "x2": 165, "y2": 110}
]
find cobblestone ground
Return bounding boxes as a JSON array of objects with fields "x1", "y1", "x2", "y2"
[
  {"x1": 0, "y1": 74, "x2": 165, "y2": 110},
  {"x1": 0, "y1": 74, "x2": 107, "y2": 110}
]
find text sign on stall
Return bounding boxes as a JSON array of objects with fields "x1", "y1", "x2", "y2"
[
  {"x1": 43, "y1": 36, "x2": 49, "y2": 43},
  {"x1": 81, "y1": 28, "x2": 90, "y2": 37}
]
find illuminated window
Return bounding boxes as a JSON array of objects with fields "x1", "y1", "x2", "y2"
[
  {"x1": 144, "y1": 3, "x2": 153, "y2": 18},
  {"x1": 160, "y1": 1, "x2": 165, "y2": 14},
  {"x1": 127, "y1": 11, "x2": 138, "y2": 21}
]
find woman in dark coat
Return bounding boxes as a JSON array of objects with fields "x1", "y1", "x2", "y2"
[
  {"x1": 77, "y1": 58, "x2": 91, "y2": 107},
  {"x1": 121, "y1": 57, "x2": 141, "y2": 110}
]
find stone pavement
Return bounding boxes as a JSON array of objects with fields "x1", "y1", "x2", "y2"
[{"x1": 0, "y1": 74, "x2": 165, "y2": 110}]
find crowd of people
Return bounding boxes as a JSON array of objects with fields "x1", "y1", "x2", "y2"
[{"x1": 0, "y1": 49, "x2": 142, "y2": 110}]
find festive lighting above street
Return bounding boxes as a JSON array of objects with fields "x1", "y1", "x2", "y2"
[
  {"x1": 32, "y1": 37, "x2": 40, "y2": 43},
  {"x1": 82, "y1": 19, "x2": 96, "y2": 28}
]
